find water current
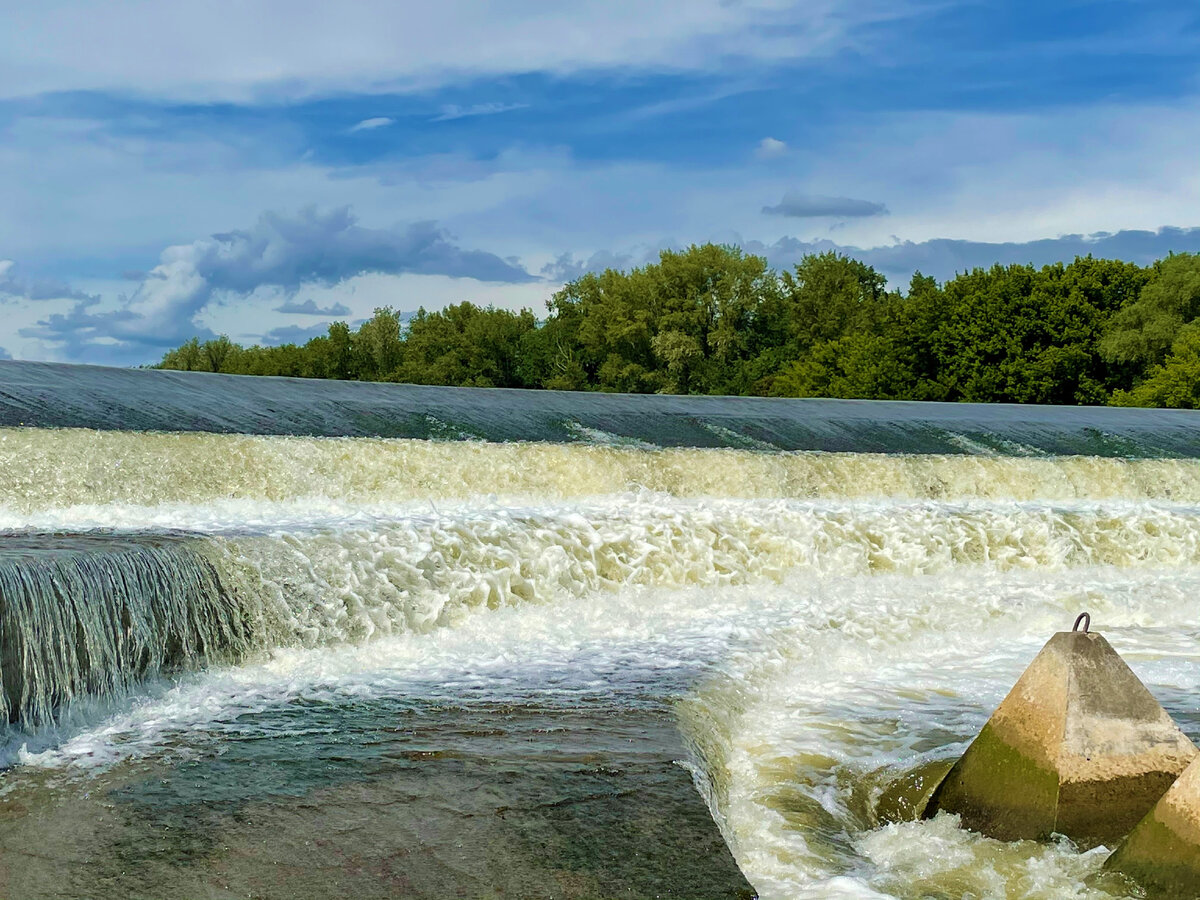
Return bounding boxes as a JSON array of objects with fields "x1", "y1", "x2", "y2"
[{"x1": 3, "y1": 365, "x2": 1200, "y2": 898}]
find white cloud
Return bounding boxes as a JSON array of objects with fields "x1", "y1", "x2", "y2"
[
  {"x1": 787, "y1": 101, "x2": 1200, "y2": 248},
  {"x1": 755, "y1": 137, "x2": 788, "y2": 159},
  {"x1": 0, "y1": 116, "x2": 575, "y2": 268},
  {"x1": 205, "y1": 273, "x2": 551, "y2": 348},
  {"x1": 349, "y1": 117, "x2": 395, "y2": 132},
  {"x1": 0, "y1": 1, "x2": 915, "y2": 101},
  {"x1": 432, "y1": 103, "x2": 528, "y2": 122},
  {"x1": 20, "y1": 207, "x2": 536, "y2": 357}
]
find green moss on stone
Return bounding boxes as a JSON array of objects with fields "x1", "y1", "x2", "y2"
[
  {"x1": 1107, "y1": 812, "x2": 1200, "y2": 898},
  {"x1": 925, "y1": 722, "x2": 1060, "y2": 842}
]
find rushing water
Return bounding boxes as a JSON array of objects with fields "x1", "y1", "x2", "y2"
[{"x1": 3, "y1": 368, "x2": 1200, "y2": 897}]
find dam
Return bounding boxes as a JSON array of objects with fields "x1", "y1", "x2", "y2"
[{"x1": 2, "y1": 361, "x2": 1200, "y2": 897}]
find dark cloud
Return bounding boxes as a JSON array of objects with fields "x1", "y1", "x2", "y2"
[
  {"x1": 0, "y1": 260, "x2": 96, "y2": 302},
  {"x1": 762, "y1": 192, "x2": 889, "y2": 219},
  {"x1": 0, "y1": 346, "x2": 10, "y2": 360},
  {"x1": 20, "y1": 294, "x2": 153, "y2": 361},
  {"x1": 540, "y1": 247, "x2": 667, "y2": 282},
  {"x1": 24, "y1": 206, "x2": 537, "y2": 358},
  {"x1": 746, "y1": 226, "x2": 1200, "y2": 284},
  {"x1": 274, "y1": 298, "x2": 353, "y2": 316},
  {"x1": 261, "y1": 323, "x2": 336, "y2": 346},
  {"x1": 195, "y1": 207, "x2": 535, "y2": 294}
]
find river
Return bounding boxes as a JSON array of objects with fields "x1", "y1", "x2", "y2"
[{"x1": 1, "y1": 362, "x2": 1199, "y2": 898}]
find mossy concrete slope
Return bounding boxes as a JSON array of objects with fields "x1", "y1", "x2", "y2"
[
  {"x1": 1107, "y1": 756, "x2": 1200, "y2": 898},
  {"x1": 924, "y1": 630, "x2": 1195, "y2": 848}
]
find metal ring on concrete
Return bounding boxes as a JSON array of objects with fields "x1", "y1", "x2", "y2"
[{"x1": 1073, "y1": 612, "x2": 1091, "y2": 634}]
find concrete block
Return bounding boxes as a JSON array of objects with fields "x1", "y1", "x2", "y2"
[
  {"x1": 924, "y1": 624, "x2": 1196, "y2": 848},
  {"x1": 1106, "y1": 755, "x2": 1200, "y2": 897}
]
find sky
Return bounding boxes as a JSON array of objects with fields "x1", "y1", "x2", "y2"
[{"x1": 1, "y1": 0, "x2": 1199, "y2": 366}]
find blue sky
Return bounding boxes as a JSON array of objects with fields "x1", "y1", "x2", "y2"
[{"x1": 1, "y1": 0, "x2": 1199, "y2": 365}]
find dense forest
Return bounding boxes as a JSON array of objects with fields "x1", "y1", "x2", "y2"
[{"x1": 156, "y1": 246, "x2": 1200, "y2": 407}]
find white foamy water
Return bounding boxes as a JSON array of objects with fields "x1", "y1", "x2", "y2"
[
  {"x1": 7, "y1": 426, "x2": 1200, "y2": 516},
  {"x1": 4, "y1": 430, "x2": 1200, "y2": 899}
]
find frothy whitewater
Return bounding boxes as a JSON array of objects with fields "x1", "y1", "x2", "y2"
[{"x1": 3, "y1": 425, "x2": 1200, "y2": 897}]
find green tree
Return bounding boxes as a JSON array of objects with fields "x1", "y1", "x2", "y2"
[
  {"x1": 771, "y1": 332, "x2": 909, "y2": 399},
  {"x1": 748, "y1": 252, "x2": 893, "y2": 396},
  {"x1": 1101, "y1": 253, "x2": 1200, "y2": 371},
  {"x1": 201, "y1": 335, "x2": 238, "y2": 373},
  {"x1": 923, "y1": 258, "x2": 1144, "y2": 404},
  {"x1": 325, "y1": 321, "x2": 357, "y2": 380},
  {"x1": 394, "y1": 303, "x2": 538, "y2": 387},
  {"x1": 1113, "y1": 324, "x2": 1200, "y2": 408},
  {"x1": 159, "y1": 337, "x2": 206, "y2": 371},
  {"x1": 547, "y1": 244, "x2": 778, "y2": 394},
  {"x1": 778, "y1": 252, "x2": 889, "y2": 350},
  {"x1": 354, "y1": 307, "x2": 405, "y2": 381},
  {"x1": 149, "y1": 246, "x2": 1200, "y2": 409}
]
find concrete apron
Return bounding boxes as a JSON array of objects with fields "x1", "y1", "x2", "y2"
[
  {"x1": 923, "y1": 629, "x2": 1196, "y2": 849},
  {"x1": 1106, "y1": 756, "x2": 1200, "y2": 898}
]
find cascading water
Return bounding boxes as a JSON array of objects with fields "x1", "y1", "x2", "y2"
[
  {"x1": 0, "y1": 535, "x2": 253, "y2": 727},
  {"x1": 3, "y1": 401, "x2": 1200, "y2": 898}
]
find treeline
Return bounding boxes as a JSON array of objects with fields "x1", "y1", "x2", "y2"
[{"x1": 156, "y1": 245, "x2": 1200, "y2": 407}]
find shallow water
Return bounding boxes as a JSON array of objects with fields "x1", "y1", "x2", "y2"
[{"x1": 3, "y1": 401, "x2": 1200, "y2": 897}]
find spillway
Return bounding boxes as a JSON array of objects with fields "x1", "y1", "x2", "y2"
[
  {"x1": 3, "y1": 362, "x2": 1200, "y2": 898},
  {"x1": 4, "y1": 357, "x2": 1200, "y2": 454}
]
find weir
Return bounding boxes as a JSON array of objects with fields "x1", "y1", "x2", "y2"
[
  {"x1": 0, "y1": 534, "x2": 255, "y2": 727},
  {"x1": 3, "y1": 368, "x2": 1200, "y2": 896},
  {"x1": 5, "y1": 359, "x2": 1200, "y2": 454}
]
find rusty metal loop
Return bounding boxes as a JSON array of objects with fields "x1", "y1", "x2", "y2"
[{"x1": 1072, "y1": 612, "x2": 1091, "y2": 634}]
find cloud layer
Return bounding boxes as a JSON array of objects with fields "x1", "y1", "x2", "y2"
[
  {"x1": 349, "y1": 117, "x2": 394, "y2": 132},
  {"x1": 2, "y1": 1, "x2": 1198, "y2": 367},
  {"x1": 0, "y1": 1, "x2": 905, "y2": 101},
  {"x1": 542, "y1": 226, "x2": 1200, "y2": 286},
  {"x1": 747, "y1": 226, "x2": 1200, "y2": 283}
]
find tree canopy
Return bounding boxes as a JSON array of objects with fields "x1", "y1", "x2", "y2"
[{"x1": 156, "y1": 246, "x2": 1200, "y2": 408}]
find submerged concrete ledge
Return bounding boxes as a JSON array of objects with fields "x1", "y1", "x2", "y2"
[
  {"x1": 0, "y1": 699, "x2": 754, "y2": 900},
  {"x1": 4, "y1": 359, "x2": 1200, "y2": 454}
]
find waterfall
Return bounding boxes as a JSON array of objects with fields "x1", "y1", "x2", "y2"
[{"x1": 0, "y1": 535, "x2": 256, "y2": 726}]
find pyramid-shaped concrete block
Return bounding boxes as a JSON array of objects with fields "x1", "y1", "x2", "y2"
[
  {"x1": 924, "y1": 627, "x2": 1196, "y2": 848},
  {"x1": 1106, "y1": 755, "x2": 1200, "y2": 897}
]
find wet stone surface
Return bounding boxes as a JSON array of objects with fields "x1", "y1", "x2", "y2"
[{"x1": 0, "y1": 696, "x2": 752, "y2": 900}]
